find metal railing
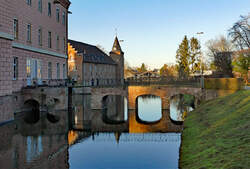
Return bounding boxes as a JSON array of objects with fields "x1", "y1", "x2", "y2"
[
  {"x1": 25, "y1": 79, "x2": 69, "y2": 87},
  {"x1": 125, "y1": 77, "x2": 201, "y2": 87},
  {"x1": 72, "y1": 78, "x2": 125, "y2": 87}
]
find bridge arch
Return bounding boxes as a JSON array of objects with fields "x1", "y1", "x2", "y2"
[
  {"x1": 128, "y1": 86, "x2": 202, "y2": 110},
  {"x1": 135, "y1": 94, "x2": 163, "y2": 124},
  {"x1": 22, "y1": 99, "x2": 40, "y2": 124},
  {"x1": 101, "y1": 95, "x2": 128, "y2": 123},
  {"x1": 91, "y1": 87, "x2": 128, "y2": 109}
]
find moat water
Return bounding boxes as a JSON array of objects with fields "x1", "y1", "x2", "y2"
[{"x1": 0, "y1": 89, "x2": 194, "y2": 169}]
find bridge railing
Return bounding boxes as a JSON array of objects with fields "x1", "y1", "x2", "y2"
[
  {"x1": 71, "y1": 78, "x2": 125, "y2": 88},
  {"x1": 125, "y1": 77, "x2": 201, "y2": 87},
  {"x1": 24, "y1": 79, "x2": 69, "y2": 88}
]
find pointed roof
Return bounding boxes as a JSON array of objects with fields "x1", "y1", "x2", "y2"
[{"x1": 111, "y1": 36, "x2": 123, "y2": 55}]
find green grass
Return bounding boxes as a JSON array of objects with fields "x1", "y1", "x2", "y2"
[{"x1": 180, "y1": 90, "x2": 250, "y2": 169}]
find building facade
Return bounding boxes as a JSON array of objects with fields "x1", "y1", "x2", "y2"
[
  {"x1": 0, "y1": 0, "x2": 71, "y2": 97},
  {"x1": 68, "y1": 37, "x2": 124, "y2": 86}
]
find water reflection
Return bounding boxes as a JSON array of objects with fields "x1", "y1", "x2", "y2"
[
  {"x1": 170, "y1": 94, "x2": 195, "y2": 122},
  {"x1": 137, "y1": 95, "x2": 162, "y2": 122},
  {"x1": 102, "y1": 95, "x2": 128, "y2": 123},
  {"x1": 0, "y1": 86, "x2": 187, "y2": 169},
  {"x1": 0, "y1": 115, "x2": 69, "y2": 169},
  {"x1": 69, "y1": 132, "x2": 180, "y2": 169}
]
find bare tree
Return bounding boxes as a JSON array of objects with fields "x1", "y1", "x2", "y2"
[
  {"x1": 206, "y1": 35, "x2": 234, "y2": 58},
  {"x1": 229, "y1": 14, "x2": 250, "y2": 49},
  {"x1": 206, "y1": 36, "x2": 234, "y2": 76}
]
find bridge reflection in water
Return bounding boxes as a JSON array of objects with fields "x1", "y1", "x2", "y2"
[
  {"x1": 0, "y1": 85, "x2": 237, "y2": 169},
  {"x1": 71, "y1": 91, "x2": 183, "y2": 133}
]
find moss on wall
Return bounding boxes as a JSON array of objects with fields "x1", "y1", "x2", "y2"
[{"x1": 204, "y1": 78, "x2": 243, "y2": 90}]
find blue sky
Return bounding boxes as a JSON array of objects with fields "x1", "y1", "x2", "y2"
[{"x1": 68, "y1": 0, "x2": 250, "y2": 69}]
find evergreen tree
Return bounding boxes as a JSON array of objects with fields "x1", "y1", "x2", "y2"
[
  {"x1": 176, "y1": 36, "x2": 190, "y2": 78},
  {"x1": 160, "y1": 64, "x2": 168, "y2": 77},
  {"x1": 137, "y1": 63, "x2": 147, "y2": 73},
  {"x1": 190, "y1": 37, "x2": 201, "y2": 73}
]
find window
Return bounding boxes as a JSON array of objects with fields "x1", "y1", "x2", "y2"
[
  {"x1": 13, "y1": 19, "x2": 18, "y2": 40},
  {"x1": 56, "y1": 63, "x2": 60, "y2": 79},
  {"x1": 27, "y1": 24, "x2": 31, "y2": 42},
  {"x1": 38, "y1": 28, "x2": 42, "y2": 46},
  {"x1": 38, "y1": 0, "x2": 42, "y2": 13},
  {"x1": 26, "y1": 0, "x2": 31, "y2": 6},
  {"x1": 48, "y1": 2, "x2": 51, "y2": 16},
  {"x1": 63, "y1": 64, "x2": 66, "y2": 79},
  {"x1": 27, "y1": 59, "x2": 31, "y2": 78},
  {"x1": 56, "y1": 8, "x2": 60, "y2": 22},
  {"x1": 48, "y1": 31, "x2": 52, "y2": 48},
  {"x1": 63, "y1": 37, "x2": 66, "y2": 52},
  {"x1": 48, "y1": 62, "x2": 52, "y2": 79},
  {"x1": 62, "y1": 11, "x2": 66, "y2": 25},
  {"x1": 13, "y1": 57, "x2": 18, "y2": 80},
  {"x1": 56, "y1": 35, "x2": 59, "y2": 50}
]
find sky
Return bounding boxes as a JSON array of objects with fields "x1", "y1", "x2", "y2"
[{"x1": 68, "y1": 0, "x2": 250, "y2": 69}]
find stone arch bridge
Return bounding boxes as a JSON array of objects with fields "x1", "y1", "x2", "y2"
[
  {"x1": 90, "y1": 85, "x2": 203, "y2": 110},
  {"x1": 17, "y1": 87, "x2": 68, "y2": 114}
]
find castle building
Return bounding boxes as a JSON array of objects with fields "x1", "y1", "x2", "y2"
[
  {"x1": 68, "y1": 37, "x2": 124, "y2": 86},
  {"x1": 0, "y1": 0, "x2": 71, "y2": 97}
]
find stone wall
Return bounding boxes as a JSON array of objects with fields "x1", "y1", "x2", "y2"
[
  {"x1": 0, "y1": 96, "x2": 15, "y2": 124},
  {"x1": 83, "y1": 63, "x2": 117, "y2": 86},
  {"x1": 110, "y1": 52, "x2": 124, "y2": 84}
]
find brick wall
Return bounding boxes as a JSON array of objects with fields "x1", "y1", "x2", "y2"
[
  {"x1": 0, "y1": 0, "x2": 69, "y2": 97},
  {"x1": 12, "y1": 48, "x2": 67, "y2": 93},
  {"x1": 12, "y1": 0, "x2": 67, "y2": 56},
  {"x1": 0, "y1": 0, "x2": 14, "y2": 34},
  {"x1": 0, "y1": 38, "x2": 13, "y2": 96}
]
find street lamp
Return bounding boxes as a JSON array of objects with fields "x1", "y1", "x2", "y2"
[
  {"x1": 196, "y1": 32, "x2": 204, "y2": 74},
  {"x1": 196, "y1": 32, "x2": 204, "y2": 89}
]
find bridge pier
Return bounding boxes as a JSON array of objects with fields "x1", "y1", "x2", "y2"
[{"x1": 161, "y1": 96, "x2": 170, "y2": 110}]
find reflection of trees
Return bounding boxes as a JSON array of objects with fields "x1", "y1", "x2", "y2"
[
  {"x1": 172, "y1": 94, "x2": 194, "y2": 121},
  {"x1": 139, "y1": 95, "x2": 160, "y2": 103}
]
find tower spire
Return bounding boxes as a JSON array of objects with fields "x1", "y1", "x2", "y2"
[{"x1": 112, "y1": 36, "x2": 122, "y2": 54}]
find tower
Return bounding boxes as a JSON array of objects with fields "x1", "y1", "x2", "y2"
[{"x1": 109, "y1": 36, "x2": 124, "y2": 85}]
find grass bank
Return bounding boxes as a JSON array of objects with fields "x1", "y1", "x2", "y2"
[{"x1": 180, "y1": 90, "x2": 250, "y2": 169}]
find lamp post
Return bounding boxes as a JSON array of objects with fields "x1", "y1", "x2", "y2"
[{"x1": 196, "y1": 32, "x2": 204, "y2": 88}]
